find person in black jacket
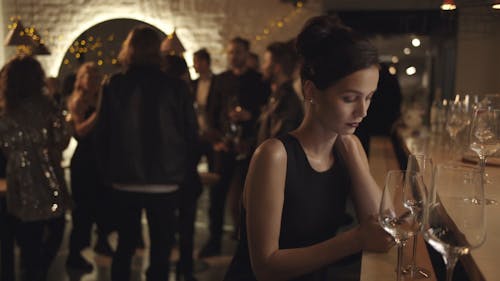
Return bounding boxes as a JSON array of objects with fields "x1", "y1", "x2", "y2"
[
  {"x1": 95, "y1": 26, "x2": 199, "y2": 281},
  {"x1": 199, "y1": 37, "x2": 270, "y2": 258}
]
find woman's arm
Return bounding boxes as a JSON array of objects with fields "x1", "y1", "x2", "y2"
[
  {"x1": 244, "y1": 138, "x2": 390, "y2": 281},
  {"x1": 67, "y1": 91, "x2": 99, "y2": 137},
  {"x1": 337, "y1": 134, "x2": 381, "y2": 221}
]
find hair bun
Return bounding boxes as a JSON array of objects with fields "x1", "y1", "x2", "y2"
[{"x1": 296, "y1": 15, "x2": 349, "y2": 59}]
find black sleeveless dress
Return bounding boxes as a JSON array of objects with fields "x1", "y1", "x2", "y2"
[
  {"x1": 223, "y1": 133, "x2": 351, "y2": 281},
  {"x1": 70, "y1": 107, "x2": 99, "y2": 200}
]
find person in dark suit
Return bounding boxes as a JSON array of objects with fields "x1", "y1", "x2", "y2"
[
  {"x1": 199, "y1": 37, "x2": 269, "y2": 258},
  {"x1": 192, "y1": 49, "x2": 217, "y2": 167}
]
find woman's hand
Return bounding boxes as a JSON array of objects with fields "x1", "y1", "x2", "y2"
[{"x1": 357, "y1": 215, "x2": 394, "y2": 253}]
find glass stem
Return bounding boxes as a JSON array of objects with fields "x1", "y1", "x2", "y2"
[
  {"x1": 479, "y1": 156, "x2": 487, "y2": 195},
  {"x1": 396, "y1": 244, "x2": 403, "y2": 281},
  {"x1": 478, "y1": 156, "x2": 486, "y2": 174},
  {"x1": 411, "y1": 235, "x2": 418, "y2": 275},
  {"x1": 445, "y1": 252, "x2": 459, "y2": 281}
]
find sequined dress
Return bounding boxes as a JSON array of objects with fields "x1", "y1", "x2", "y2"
[{"x1": 0, "y1": 96, "x2": 71, "y2": 221}]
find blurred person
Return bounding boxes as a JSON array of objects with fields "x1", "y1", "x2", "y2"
[
  {"x1": 192, "y1": 48, "x2": 217, "y2": 148},
  {"x1": 162, "y1": 53, "x2": 192, "y2": 84},
  {"x1": 257, "y1": 41, "x2": 303, "y2": 145},
  {"x1": 353, "y1": 63, "x2": 402, "y2": 156},
  {"x1": 246, "y1": 52, "x2": 260, "y2": 72},
  {"x1": 223, "y1": 16, "x2": 392, "y2": 281},
  {"x1": 199, "y1": 37, "x2": 269, "y2": 258},
  {"x1": 45, "y1": 77, "x2": 64, "y2": 109},
  {"x1": 65, "y1": 62, "x2": 115, "y2": 272},
  {"x1": 95, "y1": 26, "x2": 198, "y2": 281},
  {"x1": 0, "y1": 150, "x2": 15, "y2": 281},
  {"x1": 0, "y1": 55, "x2": 71, "y2": 281},
  {"x1": 162, "y1": 50, "x2": 202, "y2": 281}
]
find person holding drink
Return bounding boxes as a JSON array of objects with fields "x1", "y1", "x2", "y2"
[
  {"x1": 199, "y1": 37, "x2": 269, "y2": 257},
  {"x1": 223, "y1": 15, "x2": 392, "y2": 281}
]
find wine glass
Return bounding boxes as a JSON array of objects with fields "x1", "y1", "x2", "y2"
[
  {"x1": 468, "y1": 106, "x2": 500, "y2": 205},
  {"x1": 480, "y1": 94, "x2": 500, "y2": 108},
  {"x1": 423, "y1": 162, "x2": 486, "y2": 281},
  {"x1": 379, "y1": 170, "x2": 427, "y2": 281},
  {"x1": 446, "y1": 97, "x2": 469, "y2": 156},
  {"x1": 404, "y1": 154, "x2": 434, "y2": 279},
  {"x1": 224, "y1": 96, "x2": 241, "y2": 145}
]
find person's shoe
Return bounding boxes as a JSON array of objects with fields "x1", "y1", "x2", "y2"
[
  {"x1": 66, "y1": 254, "x2": 93, "y2": 272},
  {"x1": 94, "y1": 238, "x2": 114, "y2": 257},
  {"x1": 198, "y1": 240, "x2": 221, "y2": 258}
]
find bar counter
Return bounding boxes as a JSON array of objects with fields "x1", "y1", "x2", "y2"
[{"x1": 362, "y1": 129, "x2": 500, "y2": 281}]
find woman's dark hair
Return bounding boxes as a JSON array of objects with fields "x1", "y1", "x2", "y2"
[
  {"x1": 162, "y1": 54, "x2": 189, "y2": 79},
  {"x1": 118, "y1": 25, "x2": 161, "y2": 68},
  {"x1": 296, "y1": 15, "x2": 379, "y2": 90},
  {"x1": 0, "y1": 55, "x2": 45, "y2": 112},
  {"x1": 230, "y1": 37, "x2": 250, "y2": 51},
  {"x1": 266, "y1": 41, "x2": 298, "y2": 77}
]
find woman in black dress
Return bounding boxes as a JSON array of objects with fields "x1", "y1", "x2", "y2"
[
  {"x1": 0, "y1": 55, "x2": 71, "y2": 281},
  {"x1": 66, "y1": 62, "x2": 113, "y2": 271},
  {"x1": 224, "y1": 15, "x2": 393, "y2": 281}
]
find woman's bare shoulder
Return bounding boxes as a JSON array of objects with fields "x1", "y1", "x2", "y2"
[{"x1": 253, "y1": 138, "x2": 287, "y2": 163}]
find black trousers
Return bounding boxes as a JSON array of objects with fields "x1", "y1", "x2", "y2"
[
  {"x1": 178, "y1": 176, "x2": 202, "y2": 276},
  {"x1": 15, "y1": 215, "x2": 66, "y2": 281},
  {"x1": 68, "y1": 182, "x2": 114, "y2": 255},
  {"x1": 208, "y1": 151, "x2": 236, "y2": 243},
  {"x1": 111, "y1": 190, "x2": 178, "y2": 281},
  {"x1": 0, "y1": 197, "x2": 15, "y2": 281}
]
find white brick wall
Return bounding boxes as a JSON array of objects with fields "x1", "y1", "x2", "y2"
[
  {"x1": 1, "y1": 0, "x2": 322, "y2": 76},
  {"x1": 0, "y1": 1, "x2": 4, "y2": 67}
]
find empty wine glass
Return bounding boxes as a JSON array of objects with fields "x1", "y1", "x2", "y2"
[
  {"x1": 379, "y1": 170, "x2": 427, "y2": 281},
  {"x1": 480, "y1": 94, "x2": 500, "y2": 108},
  {"x1": 404, "y1": 154, "x2": 434, "y2": 279},
  {"x1": 446, "y1": 97, "x2": 470, "y2": 156},
  {"x1": 423, "y1": 163, "x2": 486, "y2": 281},
  {"x1": 468, "y1": 106, "x2": 500, "y2": 205}
]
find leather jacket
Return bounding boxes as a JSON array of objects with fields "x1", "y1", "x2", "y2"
[{"x1": 95, "y1": 65, "x2": 199, "y2": 187}]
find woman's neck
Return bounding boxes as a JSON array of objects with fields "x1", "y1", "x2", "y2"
[{"x1": 292, "y1": 117, "x2": 338, "y2": 170}]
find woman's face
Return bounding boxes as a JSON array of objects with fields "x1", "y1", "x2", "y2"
[
  {"x1": 80, "y1": 68, "x2": 101, "y2": 95},
  {"x1": 311, "y1": 65, "x2": 379, "y2": 135}
]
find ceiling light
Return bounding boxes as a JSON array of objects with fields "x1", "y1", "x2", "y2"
[
  {"x1": 391, "y1": 56, "x2": 399, "y2": 63},
  {"x1": 403, "y1": 48, "x2": 411, "y2": 55},
  {"x1": 441, "y1": 0, "x2": 456, "y2": 10},
  {"x1": 493, "y1": 0, "x2": 500, "y2": 9},
  {"x1": 4, "y1": 20, "x2": 36, "y2": 46},
  {"x1": 411, "y1": 38, "x2": 421, "y2": 47},
  {"x1": 160, "y1": 30, "x2": 186, "y2": 55},
  {"x1": 32, "y1": 43, "x2": 51, "y2": 55},
  {"x1": 406, "y1": 66, "x2": 416, "y2": 76},
  {"x1": 389, "y1": 66, "x2": 397, "y2": 75}
]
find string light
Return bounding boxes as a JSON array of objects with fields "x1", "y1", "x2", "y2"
[{"x1": 251, "y1": 1, "x2": 304, "y2": 44}]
